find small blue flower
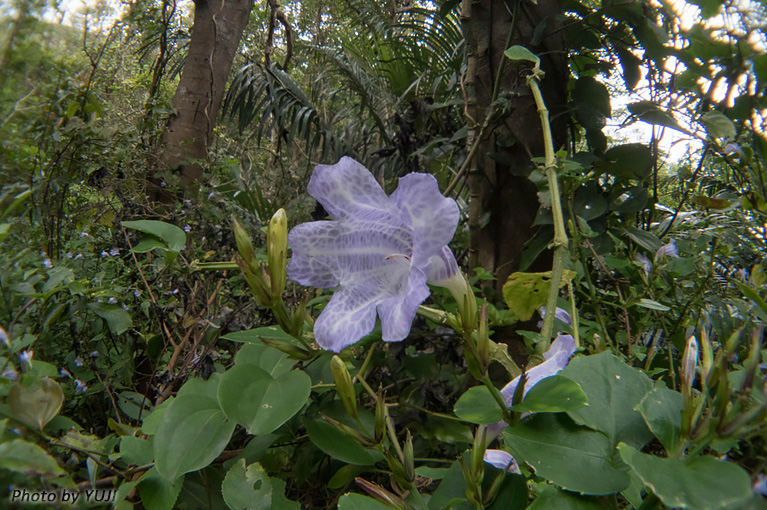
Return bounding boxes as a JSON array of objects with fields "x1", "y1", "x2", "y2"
[
  {"x1": 109, "y1": 248, "x2": 120, "y2": 256},
  {"x1": 287, "y1": 157, "x2": 460, "y2": 352},
  {"x1": 59, "y1": 368, "x2": 72, "y2": 378},
  {"x1": 183, "y1": 224, "x2": 191, "y2": 233},
  {"x1": 74, "y1": 356, "x2": 84, "y2": 367},
  {"x1": 74, "y1": 380, "x2": 87, "y2": 394},
  {"x1": 636, "y1": 253, "x2": 652, "y2": 274},
  {"x1": 101, "y1": 251, "x2": 109, "y2": 258},
  {"x1": 0, "y1": 327, "x2": 8, "y2": 348},
  {"x1": 133, "y1": 290, "x2": 141, "y2": 298},
  {"x1": 655, "y1": 239, "x2": 679, "y2": 259},
  {"x1": 89, "y1": 350, "x2": 99, "y2": 359},
  {"x1": 65, "y1": 252, "x2": 73, "y2": 258},
  {"x1": 43, "y1": 258, "x2": 53, "y2": 268},
  {"x1": 538, "y1": 306, "x2": 572, "y2": 326},
  {"x1": 74, "y1": 253, "x2": 83, "y2": 259},
  {"x1": 753, "y1": 473, "x2": 767, "y2": 497},
  {"x1": 483, "y1": 449, "x2": 521, "y2": 474},
  {"x1": 2, "y1": 369, "x2": 18, "y2": 381},
  {"x1": 19, "y1": 350, "x2": 33, "y2": 367},
  {"x1": 108, "y1": 297, "x2": 118, "y2": 304}
]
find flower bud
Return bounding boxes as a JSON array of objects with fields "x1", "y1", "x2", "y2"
[
  {"x1": 355, "y1": 477, "x2": 408, "y2": 510},
  {"x1": 323, "y1": 415, "x2": 375, "y2": 447},
  {"x1": 374, "y1": 387, "x2": 386, "y2": 443},
  {"x1": 700, "y1": 329, "x2": 713, "y2": 384},
  {"x1": 259, "y1": 336, "x2": 313, "y2": 361},
  {"x1": 477, "y1": 301, "x2": 490, "y2": 375},
  {"x1": 330, "y1": 355, "x2": 357, "y2": 419},
  {"x1": 403, "y1": 431, "x2": 415, "y2": 482},
  {"x1": 267, "y1": 209, "x2": 288, "y2": 299},
  {"x1": 231, "y1": 216, "x2": 256, "y2": 268},
  {"x1": 681, "y1": 336, "x2": 699, "y2": 394},
  {"x1": 236, "y1": 257, "x2": 271, "y2": 308}
]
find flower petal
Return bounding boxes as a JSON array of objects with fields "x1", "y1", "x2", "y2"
[
  {"x1": 426, "y1": 246, "x2": 461, "y2": 287},
  {"x1": 483, "y1": 449, "x2": 521, "y2": 474},
  {"x1": 308, "y1": 157, "x2": 391, "y2": 221},
  {"x1": 287, "y1": 220, "x2": 412, "y2": 288},
  {"x1": 501, "y1": 334, "x2": 577, "y2": 405},
  {"x1": 377, "y1": 267, "x2": 429, "y2": 342},
  {"x1": 389, "y1": 173, "x2": 459, "y2": 268},
  {"x1": 313, "y1": 257, "x2": 412, "y2": 351}
]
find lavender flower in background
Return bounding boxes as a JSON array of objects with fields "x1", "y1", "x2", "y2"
[
  {"x1": 635, "y1": 253, "x2": 652, "y2": 274},
  {"x1": 109, "y1": 248, "x2": 120, "y2": 256},
  {"x1": 487, "y1": 334, "x2": 577, "y2": 436},
  {"x1": 0, "y1": 327, "x2": 8, "y2": 348},
  {"x1": 184, "y1": 224, "x2": 192, "y2": 233},
  {"x1": 483, "y1": 449, "x2": 521, "y2": 474},
  {"x1": 74, "y1": 380, "x2": 87, "y2": 394},
  {"x1": 2, "y1": 369, "x2": 18, "y2": 381},
  {"x1": 655, "y1": 239, "x2": 679, "y2": 259},
  {"x1": 74, "y1": 356, "x2": 84, "y2": 367},
  {"x1": 287, "y1": 157, "x2": 460, "y2": 352},
  {"x1": 59, "y1": 368, "x2": 72, "y2": 378},
  {"x1": 108, "y1": 297, "x2": 118, "y2": 304},
  {"x1": 753, "y1": 473, "x2": 767, "y2": 497},
  {"x1": 19, "y1": 350, "x2": 33, "y2": 367},
  {"x1": 538, "y1": 306, "x2": 572, "y2": 327},
  {"x1": 43, "y1": 258, "x2": 53, "y2": 268},
  {"x1": 101, "y1": 251, "x2": 109, "y2": 258}
]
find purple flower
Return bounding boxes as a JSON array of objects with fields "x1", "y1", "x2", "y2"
[
  {"x1": 287, "y1": 157, "x2": 460, "y2": 352},
  {"x1": 109, "y1": 248, "x2": 120, "y2": 256},
  {"x1": 101, "y1": 251, "x2": 109, "y2": 258},
  {"x1": 74, "y1": 356, "x2": 84, "y2": 367},
  {"x1": 483, "y1": 449, "x2": 521, "y2": 474},
  {"x1": 636, "y1": 253, "x2": 652, "y2": 274},
  {"x1": 753, "y1": 473, "x2": 767, "y2": 497},
  {"x1": 59, "y1": 368, "x2": 72, "y2": 378},
  {"x1": 538, "y1": 306, "x2": 572, "y2": 327},
  {"x1": 0, "y1": 327, "x2": 8, "y2": 348},
  {"x1": 183, "y1": 224, "x2": 191, "y2": 233},
  {"x1": 2, "y1": 369, "x2": 18, "y2": 381},
  {"x1": 43, "y1": 258, "x2": 53, "y2": 268},
  {"x1": 487, "y1": 334, "x2": 577, "y2": 436},
  {"x1": 655, "y1": 239, "x2": 679, "y2": 259},
  {"x1": 108, "y1": 297, "x2": 117, "y2": 304},
  {"x1": 74, "y1": 380, "x2": 87, "y2": 394},
  {"x1": 19, "y1": 350, "x2": 33, "y2": 367}
]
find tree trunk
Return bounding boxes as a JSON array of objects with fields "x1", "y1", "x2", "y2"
[
  {"x1": 164, "y1": 0, "x2": 254, "y2": 189},
  {"x1": 461, "y1": 0, "x2": 568, "y2": 296}
]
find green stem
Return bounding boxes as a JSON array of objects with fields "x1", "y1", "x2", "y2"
[{"x1": 527, "y1": 74, "x2": 569, "y2": 350}]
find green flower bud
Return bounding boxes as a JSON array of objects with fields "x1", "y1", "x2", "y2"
[
  {"x1": 403, "y1": 431, "x2": 415, "y2": 482},
  {"x1": 355, "y1": 478, "x2": 408, "y2": 510},
  {"x1": 681, "y1": 335, "x2": 698, "y2": 395},
  {"x1": 231, "y1": 216, "x2": 256, "y2": 268},
  {"x1": 330, "y1": 355, "x2": 358, "y2": 419},
  {"x1": 267, "y1": 208, "x2": 288, "y2": 300},
  {"x1": 259, "y1": 336, "x2": 313, "y2": 361}
]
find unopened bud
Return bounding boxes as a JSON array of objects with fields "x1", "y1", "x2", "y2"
[
  {"x1": 741, "y1": 328, "x2": 762, "y2": 393},
  {"x1": 330, "y1": 355, "x2": 357, "y2": 418},
  {"x1": 267, "y1": 209, "x2": 288, "y2": 299},
  {"x1": 259, "y1": 336, "x2": 313, "y2": 361},
  {"x1": 374, "y1": 387, "x2": 386, "y2": 443},
  {"x1": 471, "y1": 425, "x2": 487, "y2": 480},
  {"x1": 231, "y1": 216, "x2": 256, "y2": 268},
  {"x1": 403, "y1": 431, "x2": 415, "y2": 482},
  {"x1": 355, "y1": 477, "x2": 408, "y2": 510},
  {"x1": 236, "y1": 257, "x2": 271, "y2": 308},
  {"x1": 323, "y1": 415, "x2": 375, "y2": 447},
  {"x1": 477, "y1": 301, "x2": 489, "y2": 374},
  {"x1": 700, "y1": 329, "x2": 713, "y2": 383},
  {"x1": 681, "y1": 336, "x2": 699, "y2": 394}
]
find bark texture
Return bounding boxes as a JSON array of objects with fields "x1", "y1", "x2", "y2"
[
  {"x1": 461, "y1": 0, "x2": 568, "y2": 295},
  {"x1": 164, "y1": 0, "x2": 254, "y2": 188}
]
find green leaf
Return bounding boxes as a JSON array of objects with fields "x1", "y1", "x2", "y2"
[
  {"x1": 223, "y1": 326, "x2": 294, "y2": 345},
  {"x1": 8, "y1": 378, "x2": 64, "y2": 431},
  {"x1": 628, "y1": 101, "x2": 690, "y2": 134},
  {"x1": 231, "y1": 342, "x2": 294, "y2": 377},
  {"x1": 222, "y1": 460, "x2": 300, "y2": 510},
  {"x1": 88, "y1": 302, "x2": 132, "y2": 335},
  {"x1": 617, "y1": 443, "x2": 752, "y2": 510},
  {"x1": 562, "y1": 352, "x2": 654, "y2": 449},
  {"x1": 153, "y1": 374, "x2": 235, "y2": 481},
  {"x1": 623, "y1": 227, "x2": 662, "y2": 253},
  {"x1": 502, "y1": 271, "x2": 573, "y2": 321},
  {"x1": 138, "y1": 467, "x2": 182, "y2": 510},
  {"x1": 120, "y1": 436, "x2": 154, "y2": 466},
  {"x1": 122, "y1": 220, "x2": 186, "y2": 253},
  {"x1": 512, "y1": 376, "x2": 588, "y2": 414},
  {"x1": 304, "y1": 418, "x2": 378, "y2": 465},
  {"x1": 636, "y1": 388, "x2": 683, "y2": 453},
  {"x1": 217, "y1": 364, "x2": 310, "y2": 435},
  {"x1": 0, "y1": 439, "x2": 67, "y2": 477},
  {"x1": 428, "y1": 458, "x2": 470, "y2": 510},
  {"x1": 527, "y1": 486, "x2": 602, "y2": 509},
  {"x1": 701, "y1": 111, "x2": 736, "y2": 139},
  {"x1": 636, "y1": 298, "x2": 670, "y2": 312},
  {"x1": 503, "y1": 414, "x2": 629, "y2": 495},
  {"x1": 338, "y1": 493, "x2": 394, "y2": 510},
  {"x1": 454, "y1": 386, "x2": 503, "y2": 425},
  {"x1": 617, "y1": 48, "x2": 642, "y2": 91},
  {"x1": 601, "y1": 144, "x2": 653, "y2": 180},
  {"x1": 572, "y1": 182, "x2": 608, "y2": 220},
  {"x1": 415, "y1": 466, "x2": 450, "y2": 480},
  {"x1": 572, "y1": 77, "x2": 612, "y2": 126},
  {"x1": 503, "y1": 45, "x2": 540, "y2": 66}
]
